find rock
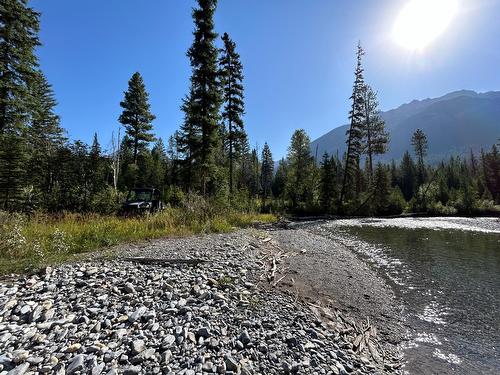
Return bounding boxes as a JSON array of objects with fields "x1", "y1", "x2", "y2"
[
  {"x1": 282, "y1": 361, "x2": 292, "y2": 374},
  {"x1": 239, "y1": 330, "x2": 251, "y2": 346},
  {"x1": 131, "y1": 339, "x2": 146, "y2": 355},
  {"x1": 225, "y1": 355, "x2": 239, "y2": 372},
  {"x1": 12, "y1": 351, "x2": 29, "y2": 364},
  {"x1": 129, "y1": 306, "x2": 147, "y2": 323},
  {"x1": 91, "y1": 321, "x2": 101, "y2": 333},
  {"x1": 130, "y1": 348, "x2": 155, "y2": 364},
  {"x1": 91, "y1": 362, "x2": 105, "y2": 375},
  {"x1": 66, "y1": 354, "x2": 85, "y2": 375},
  {"x1": 123, "y1": 282, "x2": 136, "y2": 294},
  {"x1": 66, "y1": 343, "x2": 82, "y2": 353},
  {"x1": 163, "y1": 334, "x2": 175, "y2": 347},
  {"x1": 6, "y1": 363, "x2": 30, "y2": 375},
  {"x1": 197, "y1": 327, "x2": 211, "y2": 338},
  {"x1": 161, "y1": 350, "x2": 172, "y2": 365},
  {"x1": 123, "y1": 365, "x2": 142, "y2": 375}
]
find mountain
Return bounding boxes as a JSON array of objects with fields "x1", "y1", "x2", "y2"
[{"x1": 310, "y1": 90, "x2": 500, "y2": 163}]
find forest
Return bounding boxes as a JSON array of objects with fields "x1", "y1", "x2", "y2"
[{"x1": 0, "y1": 0, "x2": 499, "y2": 272}]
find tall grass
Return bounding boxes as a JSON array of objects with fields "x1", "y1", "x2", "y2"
[{"x1": 0, "y1": 208, "x2": 276, "y2": 275}]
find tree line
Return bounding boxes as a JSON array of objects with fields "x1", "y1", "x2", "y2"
[{"x1": 0, "y1": 0, "x2": 498, "y2": 215}]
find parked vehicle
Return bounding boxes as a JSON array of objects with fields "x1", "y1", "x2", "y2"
[{"x1": 121, "y1": 188, "x2": 163, "y2": 215}]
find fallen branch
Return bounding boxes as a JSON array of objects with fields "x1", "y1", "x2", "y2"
[{"x1": 122, "y1": 257, "x2": 207, "y2": 266}]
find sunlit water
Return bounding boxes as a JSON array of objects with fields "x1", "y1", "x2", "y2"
[{"x1": 320, "y1": 217, "x2": 500, "y2": 375}]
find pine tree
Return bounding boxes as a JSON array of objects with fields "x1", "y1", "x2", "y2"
[
  {"x1": 26, "y1": 71, "x2": 66, "y2": 204},
  {"x1": 286, "y1": 129, "x2": 315, "y2": 209},
  {"x1": 151, "y1": 138, "x2": 167, "y2": 190},
  {"x1": 319, "y1": 153, "x2": 338, "y2": 213},
  {"x1": 260, "y1": 142, "x2": 274, "y2": 206},
  {"x1": 118, "y1": 72, "x2": 156, "y2": 164},
  {"x1": 469, "y1": 148, "x2": 478, "y2": 177},
  {"x1": 483, "y1": 144, "x2": 500, "y2": 203},
  {"x1": 400, "y1": 151, "x2": 416, "y2": 201},
  {"x1": 219, "y1": 32, "x2": 246, "y2": 195},
  {"x1": 339, "y1": 42, "x2": 366, "y2": 208},
  {"x1": 88, "y1": 133, "x2": 105, "y2": 195},
  {"x1": 166, "y1": 132, "x2": 180, "y2": 187},
  {"x1": 0, "y1": 0, "x2": 41, "y2": 209},
  {"x1": 0, "y1": 0, "x2": 40, "y2": 134},
  {"x1": 411, "y1": 128, "x2": 428, "y2": 185},
  {"x1": 272, "y1": 159, "x2": 287, "y2": 201},
  {"x1": 373, "y1": 163, "x2": 391, "y2": 215},
  {"x1": 362, "y1": 84, "x2": 389, "y2": 179},
  {"x1": 179, "y1": 0, "x2": 221, "y2": 195}
]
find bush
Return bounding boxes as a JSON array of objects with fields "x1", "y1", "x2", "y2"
[
  {"x1": 90, "y1": 187, "x2": 124, "y2": 215},
  {"x1": 385, "y1": 188, "x2": 406, "y2": 215}
]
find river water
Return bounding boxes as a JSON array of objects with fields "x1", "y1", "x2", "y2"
[{"x1": 321, "y1": 217, "x2": 500, "y2": 375}]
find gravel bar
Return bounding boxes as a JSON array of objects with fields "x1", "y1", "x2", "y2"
[{"x1": 0, "y1": 226, "x2": 404, "y2": 374}]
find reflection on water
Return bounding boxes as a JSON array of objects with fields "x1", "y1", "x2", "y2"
[{"x1": 322, "y1": 218, "x2": 500, "y2": 375}]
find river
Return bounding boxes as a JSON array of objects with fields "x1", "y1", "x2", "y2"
[{"x1": 320, "y1": 217, "x2": 500, "y2": 374}]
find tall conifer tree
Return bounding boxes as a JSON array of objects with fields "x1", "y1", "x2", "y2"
[
  {"x1": 362, "y1": 84, "x2": 389, "y2": 180},
  {"x1": 339, "y1": 42, "x2": 366, "y2": 208},
  {"x1": 260, "y1": 142, "x2": 273, "y2": 206},
  {"x1": 26, "y1": 71, "x2": 65, "y2": 202},
  {"x1": 118, "y1": 72, "x2": 155, "y2": 164},
  {"x1": 0, "y1": 0, "x2": 41, "y2": 208},
  {"x1": 286, "y1": 129, "x2": 315, "y2": 209},
  {"x1": 219, "y1": 32, "x2": 246, "y2": 195},
  {"x1": 411, "y1": 128, "x2": 428, "y2": 185},
  {"x1": 179, "y1": 0, "x2": 221, "y2": 195}
]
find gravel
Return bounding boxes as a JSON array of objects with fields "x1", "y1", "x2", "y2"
[{"x1": 0, "y1": 227, "x2": 403, "y2": 374}]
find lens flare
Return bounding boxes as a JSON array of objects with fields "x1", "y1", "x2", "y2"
[{"x1": 393, "y1": 0, "x2": 458, "y2": 50}]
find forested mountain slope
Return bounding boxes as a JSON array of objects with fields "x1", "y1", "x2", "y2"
[{"x1": 311, "y1": 90, "x2": 500, "y2": 162}]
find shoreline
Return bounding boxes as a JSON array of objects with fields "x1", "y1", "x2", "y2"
[{"x1": 0, "y1": 226, "x2": 404, "y2": 374}]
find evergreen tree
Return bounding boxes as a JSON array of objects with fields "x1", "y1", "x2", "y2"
[
  {"x1": 0, "y1": 0, "x2": 40, "y2": 133},
  {"x1": 469, "y1": 148, "x2": 478, "y2": 177},
  {"x1": 177, "y1": 92, "x2": 199, "y2": 190},
  {"x1": 118, "y1": 72, "x2": 156, "y2": 164},
  {"x1": 26, "y1": 71, "x2": 65, "y2": 205},
  {"x1": 0, "y1": 0, "x2": 41, "y2": 209},
  {"x1": 88, "y1": 133, "x2": 105, "y2": 195},
  {"x1": 483, "y1": 144, "x2": 500, "y2": 202},
  {"x1": 260, "y1": 142, "x2": 273, "y2": 206},
  {"x1": 362, "y1": 84, "x2": 389, "y2": 179},
  {"x1": 411, "y1": 128, "x2": 428, "y2": 185},
  {"x1": 339, "y1": 42, "x2": 366, "y2": 208},
  {"x1": 319, "y1": 153, "x2": 338, "y2": 213},
  {"x1": 272, "y1": 159, "x2": 287, "y2": 201},
  {"x1": 166, "y1": 132, "x2": 180, "y2": 187},
  {"x1": 179, "y1": 0, "x2": 221, "y2": 195},
  {"x1": 372, "y1": 163, "x2": 391, "y2": 215},
  {"x1": 151, "y1": 138, "x2": 167, "y2": 190},
  {"x1": 285, "y1": 129, "x2": 315, "y2": 209},
  {"x1": 400, "y1": 151, "x2": 416, "y2": 201},
  {"x1": 219, "y1": 32, "x2": 246, "y2": 195}
]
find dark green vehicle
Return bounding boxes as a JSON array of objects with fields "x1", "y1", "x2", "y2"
[{"x1": 121, "y1": 188, "x2": 163, "y2": 215}]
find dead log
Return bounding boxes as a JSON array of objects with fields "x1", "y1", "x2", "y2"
[{"x1": 122, "y1": 257, "x2": 207, "y2": 266}]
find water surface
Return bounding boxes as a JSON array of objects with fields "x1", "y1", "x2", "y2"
[{"x1": 322, "y1": 217, "x2": 500, "y2": 374}]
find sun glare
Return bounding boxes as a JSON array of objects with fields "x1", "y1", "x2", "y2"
[{"x1": 393, "y1": 0, "x2": 458, "y2": 51}]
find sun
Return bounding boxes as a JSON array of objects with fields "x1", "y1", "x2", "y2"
[{"x1": 393, "y1": 0, "x2": 458, "y2": 51}]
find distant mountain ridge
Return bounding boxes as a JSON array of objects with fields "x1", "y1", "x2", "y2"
[{"x1": 310, "y1": 90, "x2": 500, "y2": 163}]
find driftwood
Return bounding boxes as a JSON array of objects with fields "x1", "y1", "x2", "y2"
[
  {"x1": 308, "y1": 302, "x2": 385, "y2": 364},
  {"x1": 123, "y1": 257, "x2": 207, "y2": 266}
]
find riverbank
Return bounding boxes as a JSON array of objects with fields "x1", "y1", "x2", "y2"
[
  {"x1": 0, "y1": 210, "x2": 276, "y2": 275},
  {"x1": 0, "y1": 226, "x2": 404, "y2": 374}
]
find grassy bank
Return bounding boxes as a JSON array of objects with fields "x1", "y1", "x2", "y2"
[{"x1": 0, "y1": 209, "x2": 276, "y2": 275}]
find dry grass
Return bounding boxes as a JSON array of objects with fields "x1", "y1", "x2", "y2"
[{"x1": 0, "y1": 209, "x2": 276, "y2": 275}]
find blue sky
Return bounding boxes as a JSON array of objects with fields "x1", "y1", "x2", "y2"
[{"x1": 32, "y1": 0, "x2": 500, "y2": 158}]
